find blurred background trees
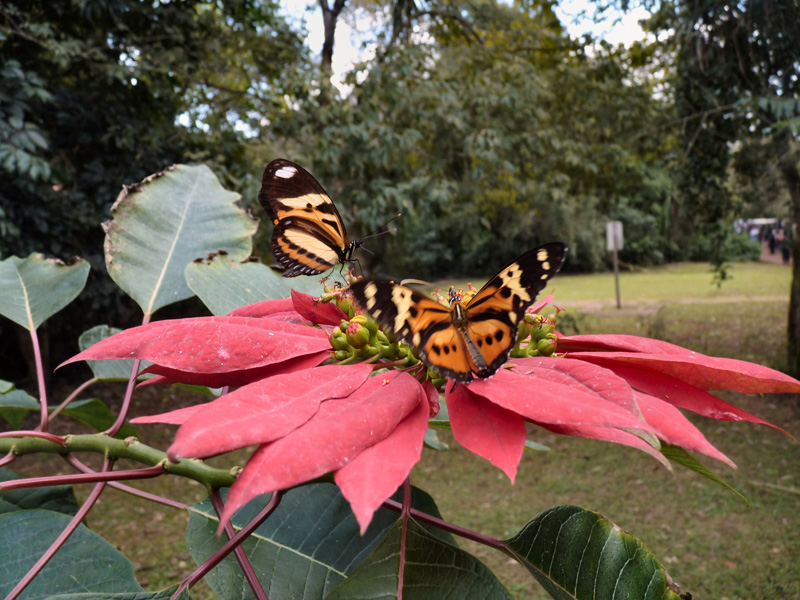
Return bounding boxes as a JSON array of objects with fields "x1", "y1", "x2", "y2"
[{"x1": 1, "y1": 0, "x2": 798, "y2": 374}]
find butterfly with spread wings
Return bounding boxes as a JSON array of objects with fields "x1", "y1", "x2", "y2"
[
  {"x1": 259, "y1": 159, "x2": 362, "y2": 277},
  {"x1": 349, "y1": 243, "x2": 567, "y2": 382}
]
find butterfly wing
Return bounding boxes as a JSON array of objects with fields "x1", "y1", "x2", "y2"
[
  {"x1": 461, "y1": 242, "x2": 567, "y2": 377},
  {"x1": 259, "y1": 159, "x2": 350, "y2": 277},
  {"x1": 349, "y1": 281, "x2": 478, "y2": 381}
]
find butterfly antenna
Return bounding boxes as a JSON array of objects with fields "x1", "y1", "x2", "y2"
[{"x1": 361, "y1": 213, "x2": 402, "y2": 241}]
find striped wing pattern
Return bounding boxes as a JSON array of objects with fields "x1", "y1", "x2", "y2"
[
  {"x1": 259, "y1": 159, "x2": 351, "y2": 277},
  {"x1": 349, "y1": 242, "x2": 568, "y2": 382}
]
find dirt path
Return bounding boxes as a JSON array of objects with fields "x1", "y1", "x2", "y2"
[{"x1": 760, "y1": 240, "x2": 792, "y2": 265}]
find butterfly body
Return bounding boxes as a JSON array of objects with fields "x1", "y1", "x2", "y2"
[
  {"x1": 350, "y1": 242, "x2": 567, "y2": 382},
  {"x1": 259, "y1": 159, "x2": 359, "y2": 277}
]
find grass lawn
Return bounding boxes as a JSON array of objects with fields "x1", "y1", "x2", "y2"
[{"x1": 6, "y1": 260, "x2": 798, "y2": 599}]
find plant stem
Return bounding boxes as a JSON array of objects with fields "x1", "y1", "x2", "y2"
[
  {"x1": 0, "y1": 433, "x2": 237, "y2": 489},
  {"x1": 382, "y1": 499, "x2": 512, "y2": 556},
  {"x1": 29, "y1": 328, "x2": 49, "y2": 432},
  {"x1": 0, "y1": 431, "x2": 65, "y2": 445},
  {"x1": 171, "y1": 490, "x2": 284, "y2": 599},
  {"x1": 5, "y1": 458, "x2": 113, "y2": 600},
  {"x1": 0, "y1": 464, "x2": 164, "y2": 492},
  {"x1": 106, "y1": 358, "x2": 141, "y2": 437},
  {"x1": 397, "y1": 478, "x2": 412, "y2": 600},
  {"x1": 64, "y1": 454, "x2": 187, "y2": 510},
  {"x1": 209, "y1": 489, "x2": 268, "y2": 600},
  {"x1": 49, "y1": 377, "x2": 98, "y2": 421}
]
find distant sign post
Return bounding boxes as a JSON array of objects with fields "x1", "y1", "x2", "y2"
[{"x1": 606, "y1": 221, "x2": 623, "y2": 309}]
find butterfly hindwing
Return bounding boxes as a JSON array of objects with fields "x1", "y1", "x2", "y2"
[
  {"x1": 350, "y1": 243, "x2": 567, "y2": 382},
  {"x1": 259, "y1": 159, "x2": 352, "y2": 277},
  {"x1": 463, "y1": 242, "x2": 568, "y2": 376},
  {"x1": 349, "y1": 281, "x2": 476, "y2": 381}
]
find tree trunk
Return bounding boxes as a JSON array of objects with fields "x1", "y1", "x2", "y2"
[
  {"x1": 319, "y1": 0, "x2": 346, "y2": 74},
  {"x1": 783, "y1": 143, "x2": 800, "y2": 374}
]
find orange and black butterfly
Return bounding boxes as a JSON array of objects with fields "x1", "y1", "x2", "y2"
[
  {"x1": 259, "y1": 159, "x2": 361, "y2": 277},
  {"x1": 349, "y1": 243, "x2": 567, "y2": 382}
]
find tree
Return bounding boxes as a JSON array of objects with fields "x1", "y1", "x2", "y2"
[
  {"x1": 638, "y1": 0, "x2": 800, "y2": 369},
  {"x1": 0, "y1": 0, "x2": 306, "y2": 375}
]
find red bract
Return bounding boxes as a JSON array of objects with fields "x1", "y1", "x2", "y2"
[{"x1": 67, "y1": 292, "x2": 798, "y2": 534}]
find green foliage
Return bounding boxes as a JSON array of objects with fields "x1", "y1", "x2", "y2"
[{"x1": 280, "y1": 3, "x2": 675, "y2": 279}]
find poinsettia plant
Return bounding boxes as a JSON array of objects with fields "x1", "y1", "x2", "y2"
[{"x1": 0, "y1": 165, "x2": 795, "y2": 600}]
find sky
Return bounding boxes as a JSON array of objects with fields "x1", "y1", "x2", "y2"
[{"x1": 280, "y1": 1, "x2": 650, "y2": 90}]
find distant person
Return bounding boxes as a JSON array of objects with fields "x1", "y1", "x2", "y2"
[
  {"x1": 767, "y1": 227, "x2": 777, "y2": 254},
  {"x1": 775, "y1": 227, "x2": 786, "y2": 259},
  {"x1": 781, "y1": 227, "x2": 792, "y2": 265}
]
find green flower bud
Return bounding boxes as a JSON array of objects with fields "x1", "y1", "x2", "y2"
[{"x1": 346, "y1": 321, "x2": 371, "y2": 349}]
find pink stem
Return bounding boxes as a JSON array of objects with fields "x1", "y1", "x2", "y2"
[
  {"x1": 49, "y1": 377, "x2": 98, "y2": 421},
  {"x1": 381, "y1": 499, "x2": 509, "y2": 554},
  {"x1": 64, "y1": 455, "x2": 186, "y2": 510},
  {"x1": 105, "y1": 358, "x2": 141, "y2": 438},
  {"x1": 397, "y1": 478, "x2": 412, "y2": 600},
  {"x1": 0, "y1": 431, "x2": 66, "y2": 445},
  {"x1": 0, "y1": 451, "x2": 15, "y2": 468},
  {"x1": 5, "y1": 458, "x2": 114, "y2": 600},
  {"x1": 171, "y1": 491, "x2": 284, "y2": 599},
  {"x1": 29, "y1": 329, "x2": 49, "y2": 432},
  {"x1": 0, "y1": 464, "x2": 164, "y2": 492},
  {"x1": 209, "y1": 489, "x2": 268, "y2": 600}
]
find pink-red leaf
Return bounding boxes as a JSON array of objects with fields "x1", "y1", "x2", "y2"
[
  {"x1": 634, "y1": 392, "x2": 735, "y2": 468},
  {"x1": 137, "y1": 350, "x2": 329, "y2": 388},
  {"x1": 133, "y1": 364, "x2": 374, "y2": 460},
  {"x1": 226, "y1": 298, "x2": 294, "y2": 318},
  {"x1": 511, "y1": 357, "x2": 641, "y2": 418},
  {"x1": 61, "y1": 316, "x2": 329, "y2": 373},
  {"x1": 220, "y1": 371, "x2": 424, "y2": 528},
  {"x1": 466, "y1": 368, "x2": 653, "y2": 433},
  {"x1": 558, "y1": 334, "x2": 699, "y2": 355},
  {"x1": 540, "y1": 423, "x2": 670, "y2": 468},
  {"x1": 569, "y1": 351, "x2": 800, "y2": 394},
  {"x1": 291, "y1": 289, "x2": 347, "y2": 326},
  {"x1": 605, "y1": 364, "x2": 788, "y2": 434},
  {"x1": 335, "y1": 389, "x2": 430, "y2": 533},
  {"x1": 447, "y1": 383, "x2": 525, "y2": 481}
]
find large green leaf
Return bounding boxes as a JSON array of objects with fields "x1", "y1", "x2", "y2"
[
  {"x1": 0, "y1": 468, "x2": 79, "y2": 516},
  {"x1": 0, "y1": 254, "x2": 89, "y2": 330},
  {"x1": 0, "y1": 381, "x2": 40, "y2": 429},
  {"x1": 104, "y1": 164, "x2": 257, "y2": 316},
  {"x1": 46, "y1": 587, "x2": 194, "y2": 600},
  {"x1": 58, "y1": 398, "x2": 138, "y2": 439},
  {"x1": 186, "y1": 483, "x2": 452, "y2": 599},
  {"x1": 79, "y1": 325, "x2": 142, "y2": 381},
  {"x1": 0, "y1": 509, "x2": 144, "y2": 598},
  {"x1": 505, "y1": 505, "x2": 686, "y2": 600},
  {"x1": 326, "y1": 518, "x2": 513, "y2": 600},
  {"x1": 184, "y1": 254, "x2": 320, "y2": 316}
]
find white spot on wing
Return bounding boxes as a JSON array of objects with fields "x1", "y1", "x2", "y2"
[{"x1": 275, "y1": 166, "x2": 297, "y2": 179}]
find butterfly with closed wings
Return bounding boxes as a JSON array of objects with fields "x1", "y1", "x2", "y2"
[
  {"x1": 259, "y1": 159, "x2": 362, "y2": 278},
  {"x1": 349, "y1": 242, "x2": 567, "y2": 382}
]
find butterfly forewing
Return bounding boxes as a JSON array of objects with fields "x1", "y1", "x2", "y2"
[
  {"x1": 349, "y1": 281, "x2": 475, "y2": 380},
  {"x1": 349, "y1": 242, "x2": 567, "y2": 382},
  {"x1": 259, "y1": 159, "x2": 352, "y2": 277}
]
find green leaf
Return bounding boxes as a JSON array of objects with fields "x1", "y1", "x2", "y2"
[
  {"x1": 326, "y1": 519, "x2": 512, "y2": 600},
  {"x1": 79, "y1": 325, "x2": 141, "y2": 381},
  {"x1": 505, "y1": 505, "x2": 685, "y2": 600},
  {"x1": 104, "y1": 165, "x2": 257, "y2": 316},
  {"x1": 46, "y1": 587, "x2": 194, "y2": 600},
  {"x1": 0, "y1": 468, "x2": 79, "y2": 516},
  {"x1": 58, "y1": 398, "x2": 138, "y2": 439},
  {"x1": 184, "y1": 254, "x2": 320, "y2": 316},
  {"x1": 0, "y1": 382, "x2": 40, "y2": 429},
  {"x1": 0, "y1": 509, "x2": 144, "y2": 598},
  {"x1": 661, "y1": 444, "x2": 748, "y2": 504},
  {"x1": 0, "y1": 254, "x2": 89, "y2": 330},
  {"x1": 186, "y1": 483, "x2": 452, "y2": 599}
]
